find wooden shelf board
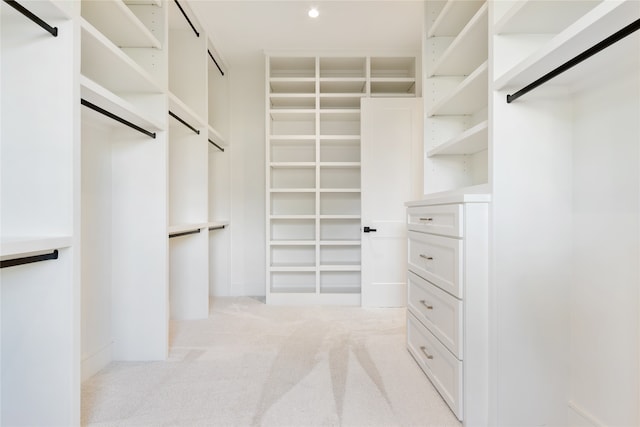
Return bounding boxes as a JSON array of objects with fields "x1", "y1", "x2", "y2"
[
  {"x1": 494, "y1": 1, "x2": 638, "y2": 90},
  {"x1": 169, "y1": 91, "x2": 206, "y2": 129},
  {"x1": 81, "y1": 18, "x2": 162, "y2": 94},
  {"x1": 82, "y1": 0, "x2": 161, "y2": 49},
  {"x1": 429, "y1": 0, "x2": 485, "y2": 37},
  {"x1": 428, "y1": 121, "x2": 489, "y2": 157},
  {"x1": 430, "y1": 3, "x2": 488, "y2": 76},
  {"x1": 495, "y1": 0, "x2": 601, "y2": 35},
  {"x1": 1, "y1": 236, "x2": 72, "y2": 258},
  {"x1": 80, "y1": 75, "x2": 164, "y2": 131},
  {"x1": 429, "y1": 61, "x2": 488, "y2": 116}
]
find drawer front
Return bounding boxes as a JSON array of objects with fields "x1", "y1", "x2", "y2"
[
  {"x1": 407, "y1": 312, "x2": 462, "y2": 420},
  {"x1": 408, "y1": 270, "x2": 463, "y2": 358},
  {"x1": 407, "y1": 204, "x2": 463, "y2": 237},
  {"x1": 408, "y1": 231, "x2": 463, "y2": 298}
]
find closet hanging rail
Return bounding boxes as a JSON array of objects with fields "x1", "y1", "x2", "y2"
[
  {"x1": 208, "y1": 50, "x2": 225, "y2": 76},
  {"x1": 174, "y1": 0, "x2": 199, "y2": 38},
  {"x1": 208, "y1": 139, "x2": 224, "y2": 152},
  {"x1": 81, "y1": 99, "x2": 157, "y2": 139},
  {"x1": 3, "y1": 0, "x2": 58, "y2": 37},
  {"x1": 507, "y1": 19, "x2": 640, "y2": 103},
  {"x1": 1, "y1": 250, "x2": 59, "y2": 269},
  {"x1": 169, "y1": 111, "x2": 200, "y2": 135},
  {"x1": 169, "y1": 228, "x2": 201, "y2": 238},
  {"x1": 209, "y1": 225, "x2": 225, "y2": 231}
]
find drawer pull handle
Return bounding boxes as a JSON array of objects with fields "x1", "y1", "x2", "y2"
[
  {"x1": 419, "y1": 254, "x2": 433, "y2": 260},
  {"x1": 420, "y1": 217, "x2": 433, "y2": 222},
  {"x1": 420, "y1": 346, "x2": 434, "y2": 360},
  {"x1": 419, "y1": 300, "x2": 433, "y2": 310}
]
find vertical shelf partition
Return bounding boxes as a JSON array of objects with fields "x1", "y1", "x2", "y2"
[
  {"x1": 1, "y1": 1, "x2": 80, "y2": 424},
  {"x1": 266, "y1": 53, "x2": 416, "y2": 305}
]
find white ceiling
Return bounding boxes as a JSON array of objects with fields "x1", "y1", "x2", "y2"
[{"x1": 189, "y1": 1, "x2": 424, "y2": 68}]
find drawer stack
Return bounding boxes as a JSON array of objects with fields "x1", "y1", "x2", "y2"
[{"x1": 405, "y1": 197, "x2": 489, "y2": 424}]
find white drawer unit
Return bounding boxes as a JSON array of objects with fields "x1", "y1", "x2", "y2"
[
  {"x1": 407, "y1": 312, "x2": 463, "y2": 419},
  {"x1": 407, "y1": 203, "x2": 463, "y2": 237},
  {"x1": 406, "y1": 195, "x2": 489, "y2": 425},
  {"x1": 408, "y1": 270, "x2": 463, "y2": 358},
  {"x1": 408, "y1": 230, "x2": 463, "y2": 298}
]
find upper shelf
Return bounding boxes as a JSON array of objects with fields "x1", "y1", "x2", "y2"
[
  {"x1": 429, "y1": 62, "x2": 487, "y2": 116},
  {"x1": 81, "y1": 75, "x2": 165, "y2": 131},
  {"x1": 429, "y1": 3, "x2": 488, "y2": 77},
  {"x1": 81, "y1": 0, "x2": 161, "y2": 48},
  {"x1": 427, "y1": 121, "x2": 488, "y2": 157},
  {"x1": 80, "y1": 18, "x2": 163, "y2": 94},
  {"x1": 494, "y1": 0, "x2": 601, "y2": 34},
  {"x1": 429, "y1": 0, "x2": 485, "y2": 37},
  {"x1": 1, "y1": 236, "x2": 72, "y2": 258},
  {"x1": 494, "y1": 0, "x2": 639, "y2": 89}
]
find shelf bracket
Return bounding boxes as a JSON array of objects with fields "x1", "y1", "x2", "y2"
[
  {"x1": 1, "y1": 250, "x2": 59, "y2": 269},
  {"x1": 507, "y1": 19, "x2": 640, "y2": 103},
  {"x1": 3, "y1": 0, "x2": 58, "y2": 37}
]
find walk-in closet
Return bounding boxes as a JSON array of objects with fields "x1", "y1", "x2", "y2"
[{"x1": 1, "y1": 0, "x2": 638, "y2": 426}]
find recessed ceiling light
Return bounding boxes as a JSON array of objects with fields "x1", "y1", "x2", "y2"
[{"x1": 308, "y1": 7, "x2": 319, "y2": 18}]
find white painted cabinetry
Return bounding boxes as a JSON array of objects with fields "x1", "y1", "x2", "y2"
[
  {"x1": 406, "y1": 196, "x2": 489, "y2": 423},
  {"x1": 1, "y1": 2, "x2": 80, "y2": 424}
]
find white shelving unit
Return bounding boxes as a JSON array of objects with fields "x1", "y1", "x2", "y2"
[
  {"x1": 423, "y1": 0, "x2": 489, "y2": 196},
  {"x1": 79, "y1": 0, "x2": 169, "y2": 379},
  {"x1": 1, "y1": 1, "x2": 80, "y2": 425},
  {"x1": 490, "y1": 1, "x2": 640, "y2": 426},
  {"x1": 266, "y1": 54, "x2": 416, "y2": 305}
]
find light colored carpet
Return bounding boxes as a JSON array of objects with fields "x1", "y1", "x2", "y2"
[{"x1": 82, "y1": 297, "x2": 461, "y2": 426}]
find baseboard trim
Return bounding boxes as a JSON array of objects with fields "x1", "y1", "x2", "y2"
[
  {"x1": 81, "y1": 342, "x2": 112, "y2": 382},
  {"x1": 568, "y1": 400, "x2": 605, "y2": 427}
]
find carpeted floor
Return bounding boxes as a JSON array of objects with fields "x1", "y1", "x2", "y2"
[{"x1": 82, "y1": 297, "x2": 461, "y2": 426}]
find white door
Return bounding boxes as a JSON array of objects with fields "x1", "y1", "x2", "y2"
[{"x1": 361, "y1": 98, "x2": 423, "y2": 307}]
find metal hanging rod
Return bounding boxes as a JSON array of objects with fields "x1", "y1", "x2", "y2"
[
  {"x1": 208, "y1": 138, "x2": 224, "y2": 152},
  {"x1": 3, "y1": 0, "x2": 58, "y2": 37},
  {"x1": 208, "y1": 50, "x2": 225, "y2": 76},
  {"x1": 169, "y1": 111, "x2": 200, "y2": 135},
  {"x1": 81, "y1": 99, "x2": 156, "y2": 139},
  {"x1": 507, "y1": 18, "x2": 640, "y2": 103},
  {"x1": 1, "y1": 250, "x2": 59, "y2": 269},
  {"x1": 209, "y1": 225, "x2": 226, "y2": 231},
  {"x1": 174, "y1": 0, "x2": 199, "y2": 38},
  {"x1": 169, "y1": 228, "x2": 201, "y2": 238}
]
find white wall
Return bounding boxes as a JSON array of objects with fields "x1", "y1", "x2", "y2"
[{"x1": 228, "y1": 55, "x2": 266, "y2": 297}]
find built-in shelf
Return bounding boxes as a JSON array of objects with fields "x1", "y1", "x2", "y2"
[
  {"x1": 494, "y1": 0, "x2": 601, "y2": 35},
  {"x1": 1, "y1": 236, "x2": 72, "y2": 258},
  {"x1": 81, "y1": 0, "x2": 161, "y2": 49},
  {"x1": 430, "y1": 3, "x2": 488, "y2": 76},
  {"x1": 80, "y1": 76, "x2": 164, "y2": 131},
  {"x1": 494, "y1": 0, "x2": 637, "y2": 89},
  {"x1": 429, "y1": 61, "x2": 488, "y2": 116},
  {"x1": 124, "y1": 0, "x2": 162, "y2": 6},
  {"x1": 169, "y1": 91, "x2": 206, "y2": 128},
  {"x1": 319, "y1": 265, "x2": 361, "y2": 271},
  {"x1": 428, "y1": 121, "x2": 488, "y2": 157},
  {"x1": 208, "y1": 124, "x2": 226, "y2": 146},
  {"x1": 168, "y1": 222, "x2": 209, "y2": 235},
  {"x1": 429, "y1": 0, "x2": 485, "y2": 37},
  {"x1": 269, "y1": 240, "x2": 316, "y2": 246},
  {"x1": 81, "y1": 18, "x2": 162, "y2": 94}
]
